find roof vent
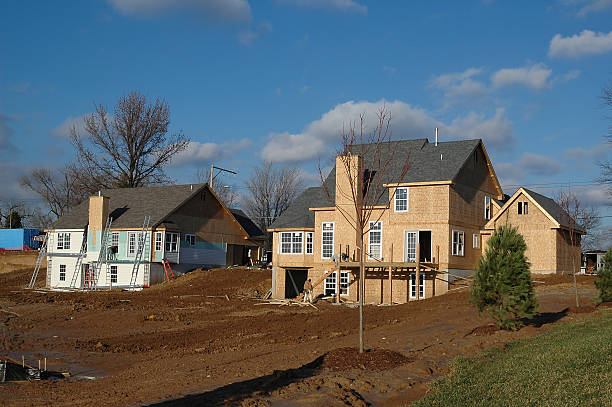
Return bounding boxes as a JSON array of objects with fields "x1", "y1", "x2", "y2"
[
  {"x1": 435, "y1": 128, "x2": 439, "y2": 146},
  {"x1": 440, "y1": 153, "x2": 443, "y2": 161}
]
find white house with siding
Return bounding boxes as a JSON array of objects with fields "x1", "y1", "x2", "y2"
[{"x1": 46, "y1": 184, "x2": 264, "y2": 290}]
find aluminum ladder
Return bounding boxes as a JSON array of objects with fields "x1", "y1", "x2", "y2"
[
  {"x1": 26, "y1": 235, "x2": 48, "y2": 289},
  {"x1": 69, "y1": 233, "x2": 88, "y2": 289},
  {"x1": 129, "y1": 216, "x2": 151, "y2": 288},
  {"x1": 88, "y1": 217, "x2": 113, "y2": 290}
]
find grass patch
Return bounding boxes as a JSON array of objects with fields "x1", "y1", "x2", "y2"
[{"x1": 412, "y1": 311, "x2": 612, "y2": 407}]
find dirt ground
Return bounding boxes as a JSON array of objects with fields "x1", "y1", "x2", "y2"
[{"x1": 0, "y1": 260, "x2": 604, "y2": 407}]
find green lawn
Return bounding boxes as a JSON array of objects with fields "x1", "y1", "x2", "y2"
[{"x1": 412, "y1": 310, "x2": 612, "y2": 407}]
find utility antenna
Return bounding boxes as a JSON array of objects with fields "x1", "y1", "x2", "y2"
[{"x1": 209, "y1": 164, "x2": 237, "y2": 189}]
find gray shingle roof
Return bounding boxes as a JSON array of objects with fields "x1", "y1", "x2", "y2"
[
  {"x1": 52, "y1": 184, "x2": 207, "y2": 230},
  {"x1": 270, "y1": 138, "x2": 485, "y2": 229},
  {"x1": 523, "y1": 188, "x2": 582, "y2": 231},
  {"x1": 229, "y1": 209, "x2": 264, "y2": 238}
]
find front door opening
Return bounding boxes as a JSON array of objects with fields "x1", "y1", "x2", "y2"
[
  {"x1": 418, "y1": 231, "x2": 432, "y2": 262},
  {"x1": 285, "y1": 269, "x2": 308, "y2": 298}
]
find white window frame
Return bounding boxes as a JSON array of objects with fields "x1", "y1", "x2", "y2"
[
  {"x1": 409, "y1": 272, "x2": 425, "y2": 299},
  {"x1": 155, "y1": 232, "x2": 163, "y2": 251},
  {"x1": 306, "y1": 232, "x2": 314, "y2": 255},
  {"x1": 57, "y1": 232, "x2": 71, "y2": 250},
  {"x1": 127, "y1": 232, "x2": 138, "y2": 257},
  {"x1": 484, "y1": 196, "x2": 491, "y2": 220},
  {"x1": 280, "y1": 232, "x2": 292, "y2": 254},
  {"x1": 185, "y1": 234, "x2": 196, "y2": 246},
  {"x1": 59, "y1": 264, "x2": 66, "y2": 281},
  {"x1": 339, "y1": 271, "x2": 349, "y2": 296},
  {"x1": 110, "y1": 265, "x2": 118, "y2": 284},
  {"x1": 473, "y1": 233, "x2": 479, "y2": 249},
  {"x1": 321, "y1": 222, "x2": 335, "y2": 259},
  {"x1": 523, "y1": 201, "x2": 529, "y2": 215},
  {"x1": 324, "y1": 271, "x2": 336, "y2": 296},
  {"x1": 165, "y1": 232, "x2": 179, "y2": 253},
  {"x1": 291, "y1": 232, "x2": 303, "y2": 254},
  {"x1": 111, "y1": 232, "x2": 119, "y2": 248},
  {"x1": 368, "y1": 221, "x2": 383, "y2": 260},
  {"x1": 452, "y1": 230, "x2": 465, "y2": 256},
  {"x1": 394, "y1": 187, "x2": 409, "y2": 212}
]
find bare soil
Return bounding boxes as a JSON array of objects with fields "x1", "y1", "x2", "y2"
[{"x1": 0, "y1": 261, "x2": 603, "y2": 407}]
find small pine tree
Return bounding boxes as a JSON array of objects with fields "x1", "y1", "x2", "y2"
[
  {"x1": 595, "y1": 249, "x2": 612, "y2": 303},
  {"x1": 472, "y1": 225, "x2": 538, "y2": 330}
]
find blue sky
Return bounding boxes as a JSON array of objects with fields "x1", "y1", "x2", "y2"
[{"x1": 1, "y1": 0, "x2": 611, "y2": 220}]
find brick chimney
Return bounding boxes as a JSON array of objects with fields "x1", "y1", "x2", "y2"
[{"x1": 88, "y1": 195, "x2": 110, "y2": 246}]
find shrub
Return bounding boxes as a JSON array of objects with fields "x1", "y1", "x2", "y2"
[
  {"x1": 595, "y1": 249, "x2": 612, "y2": 303},
  {"x1": 472, "y1": 225, "x2": 538, "y2": 330}
]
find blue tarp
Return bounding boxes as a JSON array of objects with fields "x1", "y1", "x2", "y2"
[{"x1": 0, "y1": 229, "x2": 41, "y2": 250}]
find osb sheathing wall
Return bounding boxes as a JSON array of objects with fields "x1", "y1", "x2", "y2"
[
  {"x1": 485, "y1": 192, "x2": 559, "y2": 273},
  {"x1": 163, "y1": 187, "x2": 248, "y2": 246},
  {"x1": 556, "y1": 229, "x2": 581, "y2": 274}
]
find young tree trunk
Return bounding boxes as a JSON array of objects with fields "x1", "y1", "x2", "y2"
[{"x1": 358, "y1": 232, "x2": 364, "y2": 354}]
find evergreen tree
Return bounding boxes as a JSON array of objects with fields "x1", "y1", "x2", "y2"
[
  {"x1": 4, "y1": 210, "x2": 22, "y2": 229},
  {"x1": 472, "y1": 225, "x2": 538, "y2": 330},
  {"x1": 595, "y1": 249, "x2": 612, "y2": 303}
]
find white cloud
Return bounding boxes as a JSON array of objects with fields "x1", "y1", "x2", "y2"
[
  {"x1": 549, "y1": 29, "x2": 612, "y2": 58},
  {"x1": 497, "y1": 152, "x2": 564, "y2": 185},
  {"x1": 277, "y1": 0, "x2": 366, "y2": 13},
  {"x1": 0, "y1": 112, "x2": 18, "y2": 154},
  {"x1": 567, "y1": 0, "x2": 612, "y2": 17},
  {"x1": 260, "y1": 100, "x2": 515, "y2": 163},
  {"x1": 238, "y1": 21, "x2": 273, "y2": 45},
  {"x1": 564, "y1": 142, "x2": 610, "y2": 167},
  {"x1": 51, "y1": 115, "x2": 88, "y2": 138},
  {"x1": 430, "y1": 68, "x2": 488, "y2": 104},
  {"x1": 491, "y1": 64, "x2": 552, "y2": 90},
  {"x1": 107, "y1": 0, "x2": 252, "y2": 22},
  {"x1": 172, "y1": 138, "x2": 252, "y2": 166}
]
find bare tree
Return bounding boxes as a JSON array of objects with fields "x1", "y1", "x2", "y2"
[
  {"x1": 557, "y1": 190, "x2": 596, "y2": 307},
  {"x1": 71, "y1": 91, "x2": 188, "y2": 191},
  {"x1": 194, "y1": 167, "x2": 239, "y2": 208},
  {"x1": 244, "y1": 162, "x2": 303, "y2": 248},
  {"x1": 599, "y1": 81, "x2": 612, "y2": 192},
  {"x1": 320, "y1": 106, "x2": 410, "y2": 353},
  {"x1": 20, "y1": 166, "x2": 87, "y2": 219}
]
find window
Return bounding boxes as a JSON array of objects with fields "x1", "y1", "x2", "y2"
[
  {"x1": 324, "y1": 271, "x2": 336, "y2": 296},
  {"x1": 324, "y1": 271, "x2": 350, "y2": 296},
  {"x1": 110, "y1": 265, "x2": 117, "y2": 284},
  {"x1": 322, "y1": 222, "x2": 334, "y2": 259},
  {"x1": 280, "y1": 232, "x2": 303, "y2": 254},
  {"x1": 59, "y1": 264, "x2": 66, "y2": 281},
  {"x1": 473, "y1": 233, "x2": 479, "y2": 249},
  {"x1": 127, "y1": 232, "x2": 137, "y2": 257},
  {"x1": 339, "y1": 271, "x2": 349, "y2": 295},
  {"x1": 409, "y1": 272, "x2": 425, "y2": 299},
  {"x1": 111, "y1": 232, "x2": 119, "y2": 248},
  {"x1": 368, "y1": 221, "x2": 382, "y2": 260},
  {"x1": 155, "y1": 232, "x2": 163, "y2": 251},
  {"x1": 395, "y1": 187, "x2": 409, "y2": 212},
  {"x1": 484, "y1": 196, "x2": 491, "y2": 220},
  {"x1": 57, "y1": 233, "x2": 71, "y2": 250},
  {"x1": 165, "y1": 232, "x2": 179, "y2": 252},
  {"x1": 306, "y1": 232, "x2": 313, "y2": 254},
  {"x1": 452, "y1": 230, "x2": 464, "y2": 256},
  {"x1": 518, "y1": 201, "x2": 529, "y2": 215},
  {"x1": 518, "y1": 202, "x2": 522, "y2": 215},
  {"x1": 185, "y1": 234, "x2": 196, "y2": 246},
  {"x1": 281, "y1": 232, "x2": 292, "y2": 254}
]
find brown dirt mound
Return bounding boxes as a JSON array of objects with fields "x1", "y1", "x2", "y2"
[
  {"x1": 597, "y1": 302, "x2": 612, "y2": 308},
  {"x1": 466, "y1": 324, "x2": 499, "y2": 336},
  {"x1": 320, "y1": 347, "x2": 411, "y2": 371},
  {"x1": 568, "y1": 305, "x2": 596, "y2": 314}
]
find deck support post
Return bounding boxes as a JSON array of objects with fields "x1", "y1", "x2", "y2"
[{"x1": 416, "y1": 244, "x2": 421, "y2": 301}]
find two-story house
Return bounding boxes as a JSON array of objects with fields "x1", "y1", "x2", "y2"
[
  {"x1": 269, "y1": 138, "x2": 505, "y2": 303},
  {"x1": 46, "y1": 183, "x2": 264, "y2": 290}
]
